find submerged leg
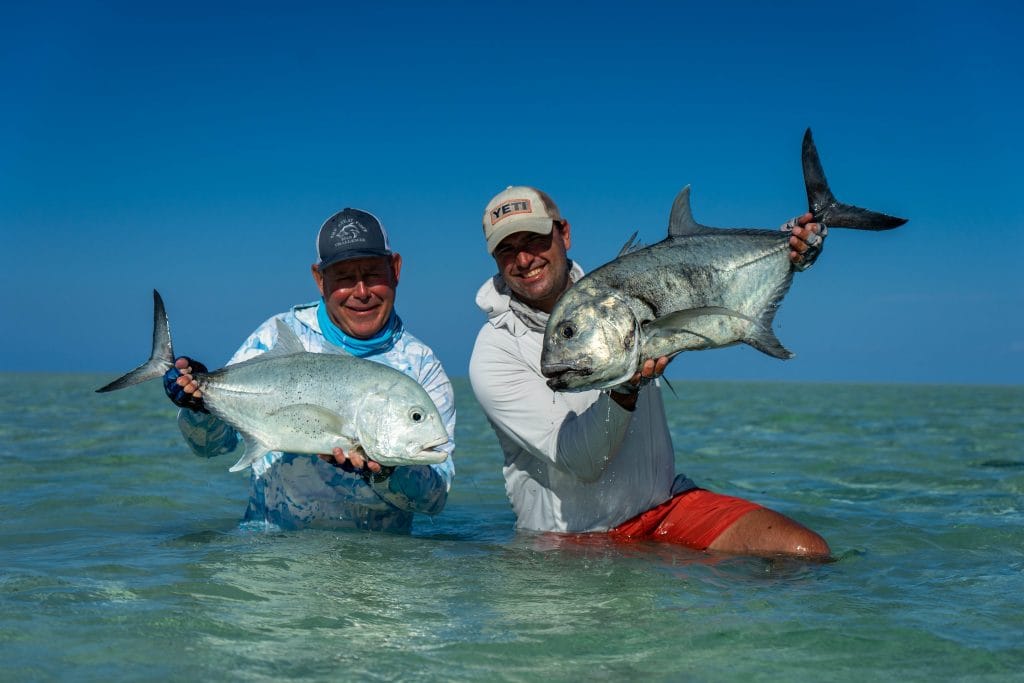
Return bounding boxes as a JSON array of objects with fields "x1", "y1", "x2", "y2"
[
  {"x1": 609, "y1": 488, "x2": 831, "y2": 560},
  {"x1": 708, "y1": 507, "x2": 831, "y2": 559}
]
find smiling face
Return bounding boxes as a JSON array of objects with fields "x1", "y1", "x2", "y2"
[
  {"x1": 492, "y1": 221, "x2": 572, "y2": 313},
  {"x1": 312, "y1": 255, "x2": 402, "y2": 339}
]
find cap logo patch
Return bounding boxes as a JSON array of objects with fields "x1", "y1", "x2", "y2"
[
  {"x1": 327, "y1": 218, "x2": 369, "y2": 246},
  {"x1": 490, "y1": 199, "x2": 533, "y2": 225}
]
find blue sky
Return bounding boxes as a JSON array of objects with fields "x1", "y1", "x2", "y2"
[{"x1": 3, "y1": 1, "x2": 1022, "y2": 385}]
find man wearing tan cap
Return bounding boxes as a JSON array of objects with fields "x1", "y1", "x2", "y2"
[
  {"x1": 163, "y1": 208, "x2": 456, "y2": 532},
  {"x1": 469, "y1": 186, "x2": 829, "y2": 557}
]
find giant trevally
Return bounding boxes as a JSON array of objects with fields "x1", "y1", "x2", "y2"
[
  {"x1": 541, "y1": 129, "x2": 907, "y2": 392},
  {"x1": 97, "y1": 290, "x2": 450, "y2": 471}
]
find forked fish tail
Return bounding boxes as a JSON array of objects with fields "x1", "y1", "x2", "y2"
[
  {"x1": 802, "y1": 128, "x2": 908, "y2": 231},
  {"x1": 95, "y1": 290, "x2": 176, "y2": 393}
]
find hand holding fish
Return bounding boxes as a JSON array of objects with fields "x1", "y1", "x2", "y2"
[
  {"x1": 608, "y1": 356, "x2": 671, "y2": 411},
  {"x1": 318, "y1": 445, "x2": 387, "y2": 476},
  {"x1": 784, "y1": 212, "x2": 827, "y2": 271},
  {"x1": 163, "y1": 357, "x2": 209, "y2": 413}
]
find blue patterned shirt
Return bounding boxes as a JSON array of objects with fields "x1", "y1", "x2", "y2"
[{"x1": 177, "y1": 301, "x2": 456, "y2": 532}]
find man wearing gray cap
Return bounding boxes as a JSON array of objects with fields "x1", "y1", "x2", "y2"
[
  {"x1": 163, "y1": 208, "x2": 456, "y2": 532},
  {"x1": 469, "y1": 186, "x2": 829, "y2": 558}
]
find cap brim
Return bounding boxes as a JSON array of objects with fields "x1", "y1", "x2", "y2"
[
  {"x1": 486, "y1": 217, "x2": 555, "y2": 254},
  {"x1": 316, "y1": 249, "x2": 392, "y2": 271}
]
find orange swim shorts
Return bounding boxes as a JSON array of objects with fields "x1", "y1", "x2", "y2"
[{"x1": 609, "y1": 488, "x2": 763, "y2": 550}]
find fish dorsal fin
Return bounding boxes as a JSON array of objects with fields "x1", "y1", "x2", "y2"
[
  {"x1": 616, "y1": 231, "x2": 644, "y2": 257},
  {"x1": 261, "y1": 319, "x2": 306, "y2": 358},
  {"x1": 668, "y1": 186, "x2": 707, "y2": 237}
]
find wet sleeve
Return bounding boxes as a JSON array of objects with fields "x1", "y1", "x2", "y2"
[
  {"x1": 177, "y1": 408, "x2": 240, "y2": 458},
  {"x1": 469, "y1": 330, "x2": 633, "y2": 483},
  {"x1": 174, "y1": 322, "x2": 274, "y2": 459}
]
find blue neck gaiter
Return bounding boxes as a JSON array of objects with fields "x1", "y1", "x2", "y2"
[{"x1": 316, "y1": 300, "x2": 403, "y2": 357}]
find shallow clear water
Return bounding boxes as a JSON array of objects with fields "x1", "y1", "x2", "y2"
[{"x1": 2, "y1": 374, "x2": 1022, "y2": 681}]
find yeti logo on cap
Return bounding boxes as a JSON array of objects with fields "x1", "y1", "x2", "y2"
[{"x1": 490, "y1": 199, "x2": 533, "y2": 225}]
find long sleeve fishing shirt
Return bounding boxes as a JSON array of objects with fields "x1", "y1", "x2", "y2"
[
  {"x1": 176, "y1": 302, "x2": 456, "y2": 532},
  {"x1": 469, "y1": 271, "x2": 694, "y2": 533}
]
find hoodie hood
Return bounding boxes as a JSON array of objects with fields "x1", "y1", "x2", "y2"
[
  {"x1": 475, "y1": 262, "x2": 585, "y2": 337},
  {"x1": 292, "y1": 301, "x2": 323, "y2": 334}
]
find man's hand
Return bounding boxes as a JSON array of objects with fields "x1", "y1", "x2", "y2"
[
  {"x1": 609, "y1": 356, "x2": 671, "y2": 411},
  {"x1": 319, "y1": 446, "x2": 393, "y2": 482},
  {"x1": 783, "y1": 212, "x2": 827, "y2": 271},
  {"x1": 163, "y1": 357, "x2": 210, "y2": 413}
]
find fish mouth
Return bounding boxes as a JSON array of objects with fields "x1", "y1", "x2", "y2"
[
  {"x1": 541, "y1": 362, "x2": 592, "y2": 390},
  {"x1": 422, "y1": 435, "x2": 449, "y2": 450},
  {"x1": 411, "y1": 435, "x2": 450, "y2": 463},
  {"x1": 413, "y1": 450, "x2": 448, "y2": 464},
  {"x1": 412, "y1": 449, "x2": 448, "y2": 464}
]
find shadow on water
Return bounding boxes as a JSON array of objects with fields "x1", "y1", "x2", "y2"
[{"x1": 977, "y1": 459, "x2": 1024, "y2": 469}]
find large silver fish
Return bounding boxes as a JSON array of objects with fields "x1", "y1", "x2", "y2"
[
  {"x1": 541, "y1": 129, "x2": 907, "y2": 392},
  {"x1": 97, "y1": 291, "x2": 450, "y2": 471}
]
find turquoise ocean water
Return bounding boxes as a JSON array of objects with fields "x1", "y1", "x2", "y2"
[{"x1": 2, "y1": 374, "x2": 1022, "y2": 681}]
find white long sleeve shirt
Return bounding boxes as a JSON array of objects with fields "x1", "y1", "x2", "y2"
[{"x1": 469, "y1": 272, "x2": 692, "y2": 533}]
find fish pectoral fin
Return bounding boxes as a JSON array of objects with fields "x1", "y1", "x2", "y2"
[
  {"x1": 647, "y1": 307, "x2": 756, "y2": 336},
  {"x1": 228, "y1": 405, "x2": 356, "y2": 472},
  {"x1": 266, "y1": 404, "x2": 347, "y2": 432},
  {"x1": 644, "y1": 307, "x2": 794, "y2": 360},
  {"x1": 672, "y1": 306, "x2": 757, "y2": 325},
  {"x1": 643, "y1": 307, "x2": 752, "y2": 352},
  {"x1": 266, "y1": 404, "x2": 356, "y2": 448}
]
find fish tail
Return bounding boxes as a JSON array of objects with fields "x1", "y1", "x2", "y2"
[
  {"x1": 802, "y1": 128, "x2": 908, "y2": 231},
  {"x1": 95, "y1": 290, "x2": 176, "y2": 393}
]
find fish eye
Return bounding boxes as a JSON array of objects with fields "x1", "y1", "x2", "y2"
[
  {"x1": 560, "y1": 324, "x2": 575, "y2": 339},
  {"x1": 409, "y1": 408, "x2": 424, "y2": 423}
]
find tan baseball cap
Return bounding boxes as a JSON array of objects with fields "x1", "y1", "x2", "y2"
[{"x1": 482, "y1": 186, "x2": 562, "y2": 254}]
